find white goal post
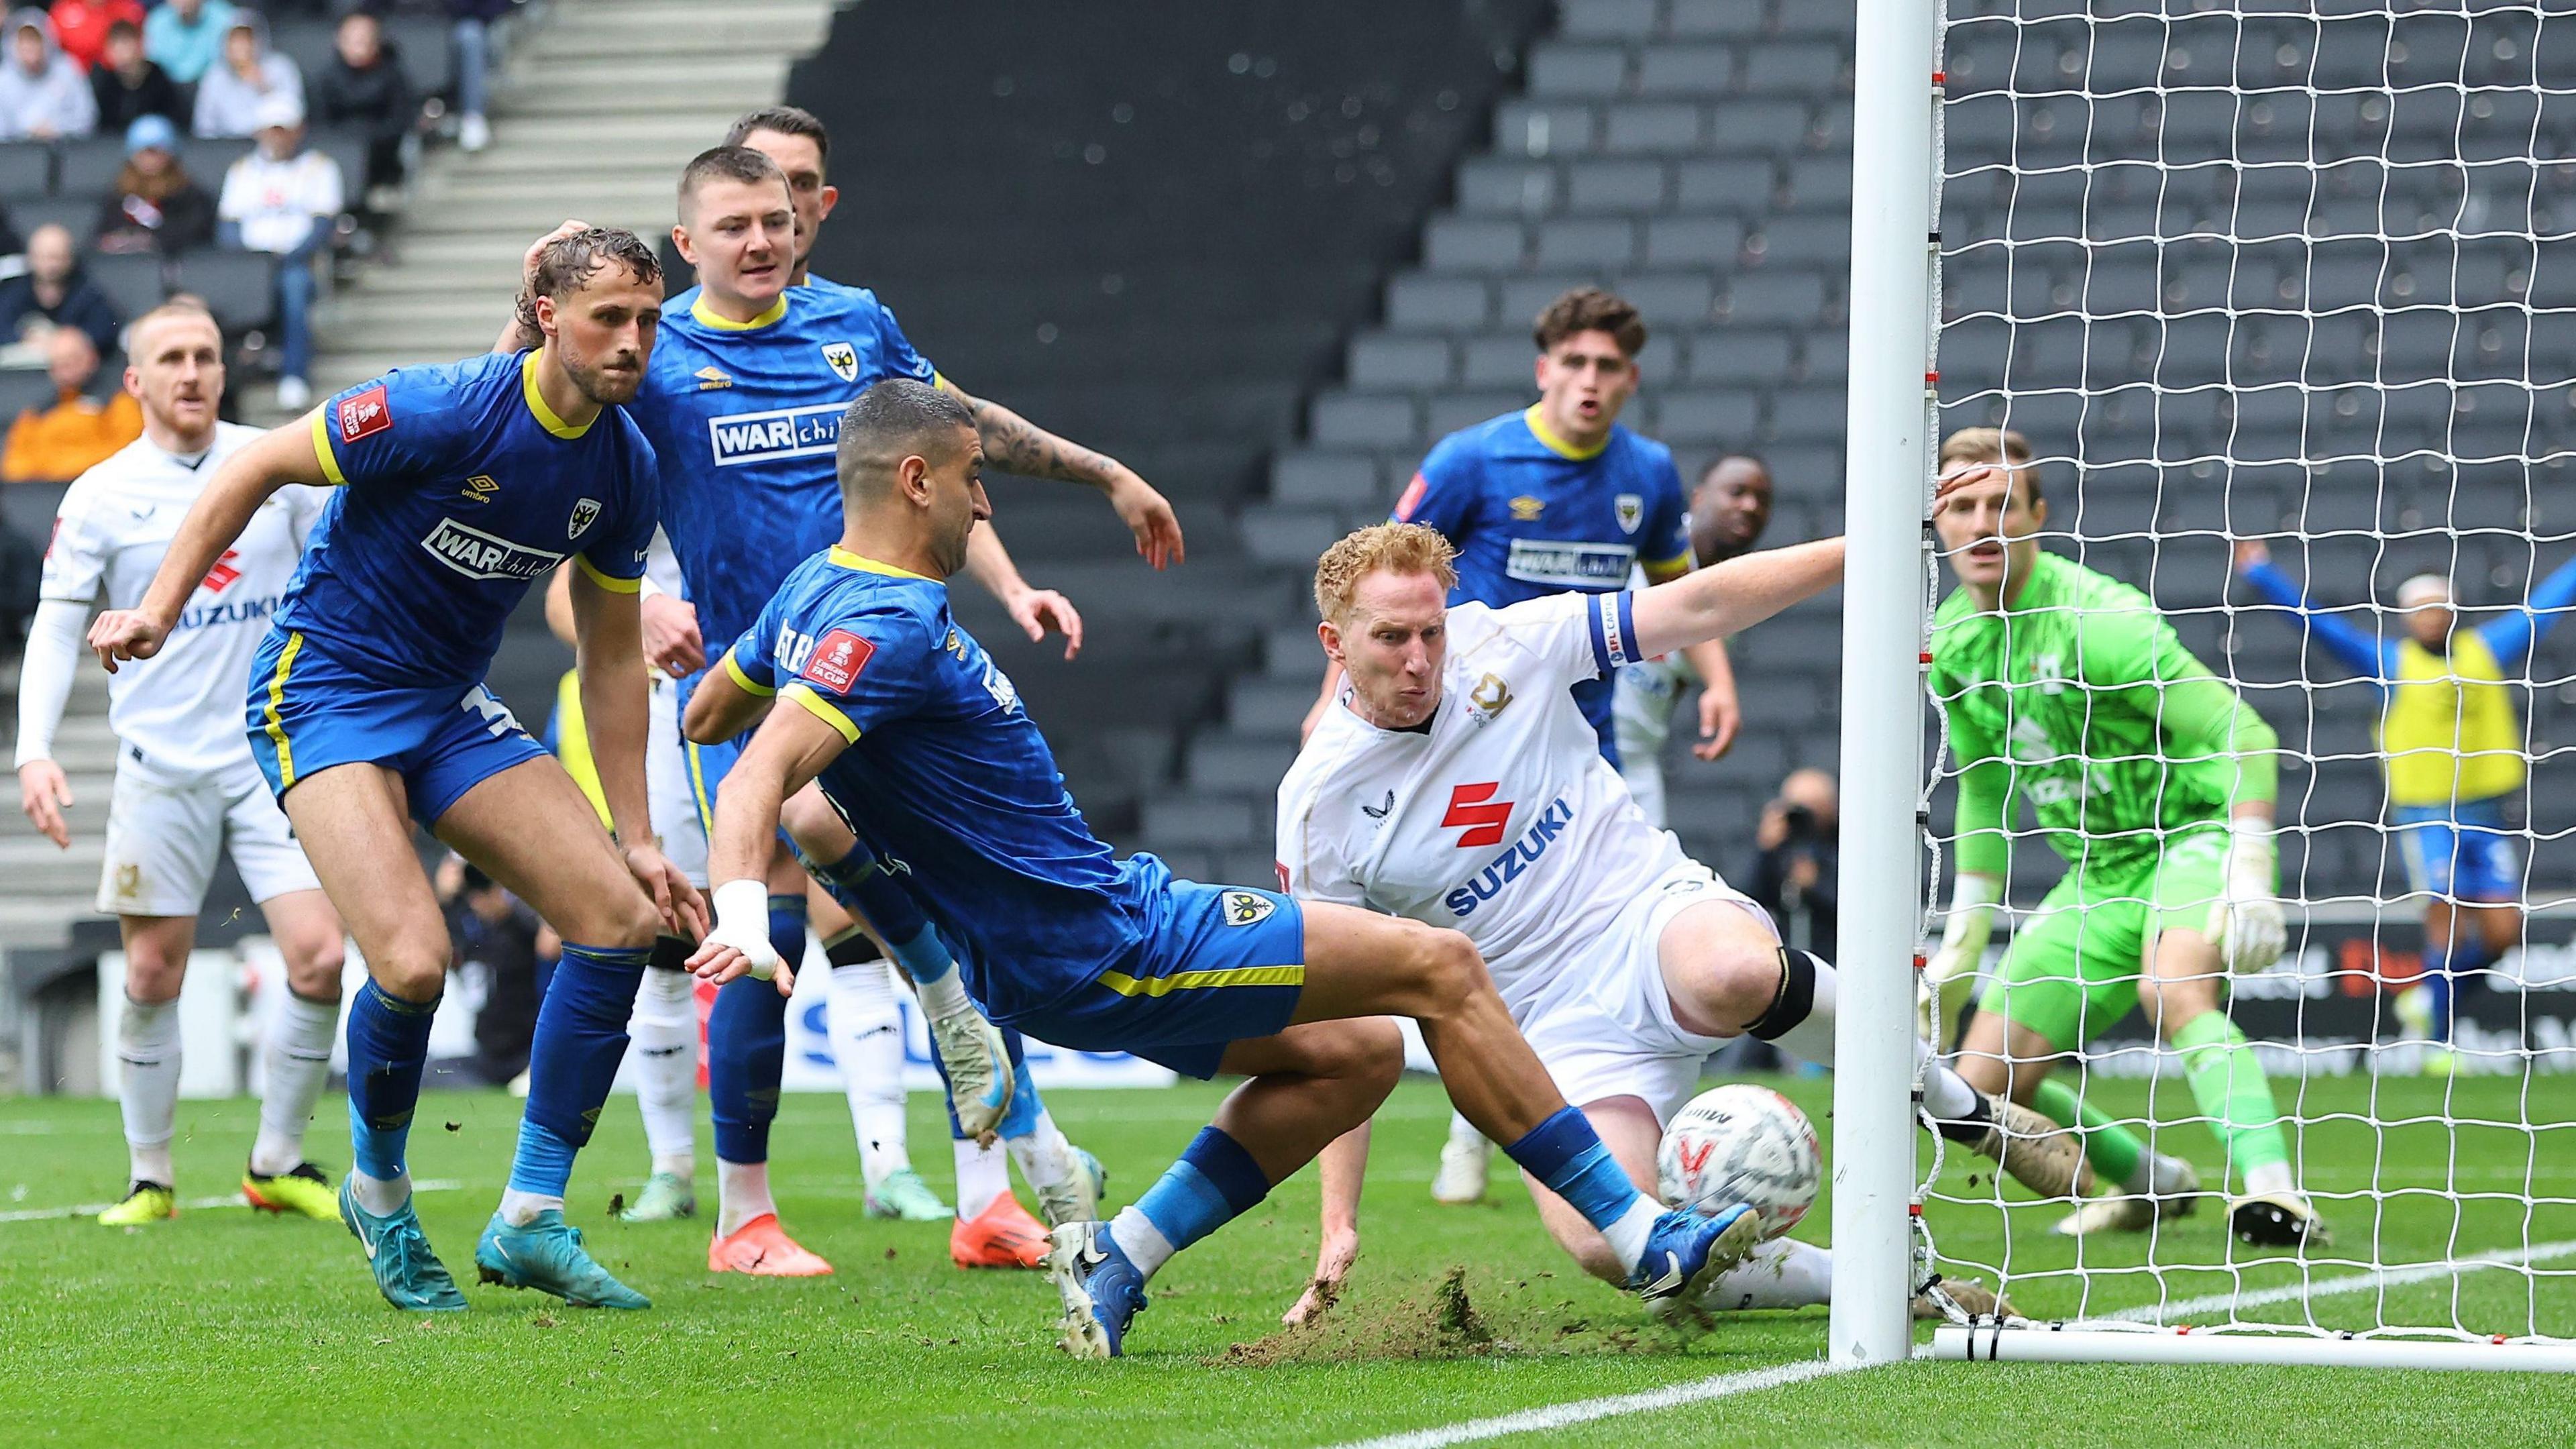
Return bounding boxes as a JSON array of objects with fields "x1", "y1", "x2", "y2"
[{"x1": 1835, "y1": 0, "x2": 2576, "y2": 1371}]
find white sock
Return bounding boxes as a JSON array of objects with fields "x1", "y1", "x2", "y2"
[
  {"x1": 1107, "y1": 1203, "x2": 1175, "y2": 1280},
  {"x1": 1601, "y1": 1197, "x2": 1665, "y2": 1276},
  {"x1": 1701, "y1": 1237, "x2": 1833, "y2": 1312},
  {"x1": 1764, "y1": 953, "x2": 1839, "y2": 1066},
  {"x1": 2243, "y1": 1159, "x2": 2298, "y2": 1199},
  {"x1": 2129, "y1": 1150, "x2": 2194, "y2": 1197},
  {"x1": 914, "y1": 967, "x2": 972, "y2": 1020},
  {"x1": 117, "y1": 996, "x2": 182, "y2": 1186},
  {"x1": 499, "y1": 1187, "x2": 560, "y2": 1226},
  {"x1": 251, "y1": 990, "x2": 339, "y2": 1176},
  {"x1": 830, "y1": 959, "x2": 910, "y2": 1189},
  {"x1": 1446, "y1": 1110, "x2": 1487, "y2": 1151},
  {"x1": 1921, "y1": 1055, "x2": 1980, "y2": 1122},
  {"x1": 1007, "y1": 1110, "x2": 1073, "y2": 1195},
  {"x1": 628, "y1": 965, "x2": 699, "y2": 1179},
  {"x1": 350, "y1": 1167, "x2": 410, "y2": 1216},
  {"x1": 717, "y1": 1157, "x2": 775, "y2": 1237},
  {"x1": 954, "y1": 1136, "x2": 1010, "y2": 1220}
]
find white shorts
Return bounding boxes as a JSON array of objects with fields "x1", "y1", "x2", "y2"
[
  {"x1": 646, "y1": 674, "x2": 708, "y2": 888},
  {"x1": 97, "y1": 750, "x2": 321, "y2": 917},
  {"x1": 1517, "y1": 858, "x2": 1773, "y2": 1126}
]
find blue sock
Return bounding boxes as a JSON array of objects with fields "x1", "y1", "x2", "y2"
[
  {"x1": 1116, "y1": 1126, "x2": 1271, "y2": 1272},
  {"x1": 2422, "y1": 945, "x2": 2454, "y2": 1043},
  {"x1": 2434, "y1": 937, "x2": 2491, "y2": 1044},
  {"x1": 767, "y1": 894, "x2": 808, "y2": 979},
  {"x1": 701, "y1": 896, "x2": 804, "y2": 1167},
  {"x1": 930, "y1": 1022, "x2": 1031, "y2": 1139},
  {"x1": 513, "y1": 943, "x2": 651, "y2": 1197},
  {"x1": 1505, "y1": 1106, "x2": 1648, "y2": 1234},
  {"x1": 345, "y1": 978, "x2": 439, "y2": 1183},
  {"x1": 806, "y1": 841, "x2": 954, "y2": 982}
]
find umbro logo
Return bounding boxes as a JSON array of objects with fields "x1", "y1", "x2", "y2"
[
  {"x1": 458, "y1": 474, "x2": 499, "y2": 505},
  {"x1": 694, "y1": 366, "x2": 733, "y2": 390}
]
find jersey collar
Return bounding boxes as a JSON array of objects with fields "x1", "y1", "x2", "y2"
[
  {"x1": 1523, "y1": 405, "x2": 1609, "y2": 462},
  {"x1": 690, "y1": 291, "x2": 790, "y2": 332},
  {"x1": 521, "y1": 350, "x2": 595, "y2": 440},
  {"x1": 827, "y1": 546, "x2": 937, "y2": 582}
]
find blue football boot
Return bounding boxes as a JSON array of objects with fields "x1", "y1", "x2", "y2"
[
  {"x1": 1046, "y1": 1221, "x2": 1147, "y2": 1358},
  {"x1": 338, "y1": 1176, "x2": 467, "y2": 1312},
  {"x1": 1631, "y1": 1203, "x2": 1765, "y2": 1318},
  {"x1": 474, "y1": 1210, "x2": 651, "y2": 1309}
]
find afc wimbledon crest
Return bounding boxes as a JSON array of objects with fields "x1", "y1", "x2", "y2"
[
  {"x1": 820, "y1": 341, "x2": 860, "y2": 383},
  {"x1": 1615, "y1": 493, "x2": 1644, "y2": 533},
  {"x1": 1222, "y1": 890, "x2": 1279, "y2": 926},
  {"x1": 568, "y1": 498, "x2": 601, "y2": 537}
]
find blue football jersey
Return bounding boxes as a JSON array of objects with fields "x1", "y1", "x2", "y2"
[
  {"x1": 1391, "y1": 406, "x2": 1689, "y2": 761},
  {"x1": 281, "y1": 350, "x2": 658, "y2": 687},
  {"x1": 720, "y1": 547, "x2": 1158, "y2": 1020},
  {"x1": 636, "y1": 280, "x2": 938, "y2": 650}
]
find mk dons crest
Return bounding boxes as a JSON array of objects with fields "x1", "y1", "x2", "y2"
[
  {"x1": 1615, "y1": 493, "x2": 1645, "y2": 533},
  {"x1": 568, "y1": 498, "x2": 602, "y2": 537},
  {"x1": 820, "y1": 341, "x2": 860, "y2": 383}
]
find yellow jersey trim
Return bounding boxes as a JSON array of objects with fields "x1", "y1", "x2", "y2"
[
  {"x1": 690, "y1": 293, "x2": 790, "y2": 332},
  {"x1": 686, "y1": 738, "x2": 714, "y2": 835},
  {"x1": 263, "y1": 631, "x2": 305, "y2": 788},
  {"x1": 826, "y1": 546, "x2": 935, "y2": 581},
  {"x1": 1095, "y1": 963, "x2": 1307, "y2": 998},
  {"x1": 1641, "y1": 552, "x2": 1693, "y2": 584},
  {"x1": 1524, "y1": 404, "x2": 1609, "y2": 461},
  {"x1": 930, "y1": 369, "x2": 952, "y2": 392},
  {"x1": 722, "y1": 647, "x2": 775, "y2": 697},
  {"x1": 572, "y1": 553, "x2": 641, "y2": 593},
  {"x1": 521, "y1": 350, "x2": 596, "y2": 440},
  {"x1": 309, "y1": 412, "x2": 347, "y2": 486},
  {"x1": 783, "y1": 682, "x2": 861, "y2": 743}
]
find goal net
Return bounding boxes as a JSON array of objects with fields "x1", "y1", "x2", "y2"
[{"x1": 1914, "y1": 0, "x2": 2576, "y2": 1368}]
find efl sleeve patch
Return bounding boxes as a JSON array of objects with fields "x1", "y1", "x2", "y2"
[
  {"x1": 1587, "y1": 591, "x2": 1641, "y2": 675},
  {"x1": 336, "y1": 384, "x2": 392, "y2": 444},
  {"x1": 799, "y1": 629, "x2": 876, "y2": 694}
]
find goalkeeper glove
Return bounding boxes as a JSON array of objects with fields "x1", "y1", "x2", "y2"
[
  {"x1": 2206, "y1": 818, "x2": 2286, "y2": 973},
  {"x1": 1921, "y1": 874, "x2": 2000, "y2": 1052},
  {"x1": 702, "y1": 878, "x2": 781, "y2": 982}
]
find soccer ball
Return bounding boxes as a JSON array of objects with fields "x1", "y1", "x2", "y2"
[{"x1": 1656, "y1": 1084, "x2": 1821, "y2": 1239}]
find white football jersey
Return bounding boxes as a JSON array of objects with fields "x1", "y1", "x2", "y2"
[
  {"x1": 41, "y1": 424, "x2": 326, "y2": 777},
  {"x1": 1277, "y1": 591, "x2": 1690, "y2": 1017}
]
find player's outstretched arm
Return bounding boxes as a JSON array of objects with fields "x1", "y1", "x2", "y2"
[
  {"x1": 687, "y1": 698, "x2": 849, "y2": 991},
  {"x1": 1283, "y1": 1122, "x2": 1370, "y2": 1327},
  {"x1": 936, "y1": 378, "x2": 1183, "y2": 569},
  {"x1": 569, "y1": 565, "x2": 705, "y2": 941},
  {"x1": 87, "y1": 412, "x2": 326, "y2": 672},
  {"x1": 1629, "y1": 537, "x2": 1845, "y2": 661},
  {"x1": 680, "y1": 647, "x2": 776, "y2": 748}
]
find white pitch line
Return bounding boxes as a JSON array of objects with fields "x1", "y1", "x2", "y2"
[
  {"x1": 2107, "y1": 1238, "x2": 2576, "y2": 1324},
  {"x1": 1325, "y1": 1358, "x2": 1856, "y2": 1449},
  {"x1": 0, "y1": 1177, "x2": 465, "y2": 1224}
]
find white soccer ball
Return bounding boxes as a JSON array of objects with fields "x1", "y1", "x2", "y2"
[{"x1": 1656, "y1": 1084, "x2": 1821, "y2": 1240}]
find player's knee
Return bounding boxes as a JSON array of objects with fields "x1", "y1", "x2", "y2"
[
  {"x1": 280, "y1": 927, "x2": 347, "y2": 998},
  {"x1": 1330, "y1": 1016, "x2": 1405, "y2": 1098},
  {"x1": 121, "y1": 949, "x2": 187, "y2": 1004},
  {"x1": 594, "y1": 888, "x2": 665, "y2": 951},
  {"x1": 778, "y1": 789, "x2": 843, "y2": 859},
  {"x1": 1406, "y1": 926, "x2": 1491, "y2": 1016},
  {"x1": 368, "y1": 941, "x2": 449, "y2": 1002}
]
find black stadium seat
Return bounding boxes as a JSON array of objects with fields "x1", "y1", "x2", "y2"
[
  {"x1": 171, "y1": 251, "x2": 279, "y2": 334},
  {"x1": 15, "y1": 196, "x2": 99, "y2": 248},
  {"x1": 56, "y1": 138, "x2": 128, "y2": 197},
  {"x1": 0, "y1": 140, "x2": 49, "y2": 201},
  {"x1": 83, "y1": 251, "x2": 166, "y2": 325}
]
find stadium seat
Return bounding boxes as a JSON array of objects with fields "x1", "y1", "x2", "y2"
[
  {"x1": 183, "y1": 137, "x2": 256, "y2": 182},
  {"x1": 1558, "y1": 0, "x2": 1658, "y2": 42},
  {"x1": 1534, "y1": 217, "x2": 1638, "y2": 268},
  {"x1": 172, "y1": 252, "x2": 280, "y2": 335},
  {"x1": 1426, "y1": 390, "x2": 1525, "y2": 437},
  {"x1": 1709, "y1": 102, "x2": 1806, "y2": 157},
  {"x1": 1346, "y1": 335, "x2": 1452, "y2": 390},
  {"x1": 1269, "y1": 451, "x2": 1384, "y2": 506},
  {"x1": 1605, "y1": 102, "x2": 1704, "y2": 154},
  {"x1": 1672, "y1": 158, "x2": 1774, "y2": 213},
  {"x1": 1650, "y1": 388, "x2": 1757, "y2": 443},
  {"x1": 1667, "y1": 0, "x2": 1770, "y2": 40},
  {"x1": 1385, "y1": 274, "x2": 1490, "y2": 330},
  {"x1": 1685, "y1": 329, "x2": 1792, "y2": 386},
  {"x1": 1644, "y1": 216, "x2": 1739, "y2": 267},
  {"x1": 15, "y1": 197, "x2": 98, "y2": 248},
  {"x1": 1567, "y1": 158, "x2": 1668, "y2": 214},
  {"x1": 1309, "y1": 391, "x2": 1419, "y2": 449},
  {"x1": 1528, "y1": 43, "x2": 1630, "y2": 100},
  {"x1": 1494, "y1": 101, "x2": 1597, "y2": 157},
  {"x1": 0, "y1": 141, "x2": 49, "y2": 201},
  {"x1": 0, "y1": 366, "x2": 56, "y2": 417},
  {"x1": 1459, "y1": 335, "x2": 1540, "y2": 388},
  {"x1": 56, "y1": 138, "x2": 127, "y2": 197},
  {"x1": 1425, "y1": 216, "x2": 1527, "y2": 272},
  {"x1": 1734, "y1": 44, "x2": 1841, "y2": 97},
  {"x1": 1637, "y1": 44, "x2": 1742, "y2": 99},
  {"x1": 1457, "y1": 158, "x2": 1556, "y2": 215},
  {"x1": 83, "y1": 251, "x2": 165, "y2": 322}
]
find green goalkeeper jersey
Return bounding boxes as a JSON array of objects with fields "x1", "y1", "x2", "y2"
[{"x1": 1930, "y1": 549, "x2": 2277, "y2": 877}]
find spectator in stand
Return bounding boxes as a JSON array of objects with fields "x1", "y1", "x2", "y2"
[
  {"x1": 1, "y1": 326, "x2": 142, "y2": 484},
  {"x1": 217, "y1": 93, "x2": 339, "y2": 409},
  {"x1": 1748, "y1": 767, "x2": 1839, "y2": 961},
  {"x1": 315, "y1": 9, "x2": 413, "y2": 196},
  {"x1": 0, "y1": 11, "x2": 99, "y2": 140},
  {"x1": 0, "y1": 224, "x2": 122, "y2": 354},
  {"x1": 95, "y1": 115, "x2": 216, "y2": 256},
  {"x1": 451, "y1": 0, "x2": 508, "y2": 154},
  {"x1": 191, "y1": 9, "x2": 299, "y2": 140},
  {"x1": 144, "y1": 0, "x2": 237, "y2": 90},
  {"x1": 91, "y1": 19, "x2": 184, "y2": 135},
  {"x1": 48, "y1": 0, "x2": 147, "y2": 74}
]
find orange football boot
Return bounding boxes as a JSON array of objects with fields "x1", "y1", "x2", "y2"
[
  {"x1": 707, "y1": 1213, "x2": 835, "y2": 1276},
  {"x1": 950, "y1": 1193, "x2": 1050, "y2": 1269}
]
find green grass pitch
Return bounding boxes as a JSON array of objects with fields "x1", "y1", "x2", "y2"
[{"x1": 3, "y1": 1074, "x2": 2570, "y2": 1446}]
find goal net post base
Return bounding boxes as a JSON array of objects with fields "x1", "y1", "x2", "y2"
[{"x1": 1933, "y1": 1324, "x2": 2576, "y2": 1374}]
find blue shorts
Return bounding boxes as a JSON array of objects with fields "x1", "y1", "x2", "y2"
[
  {"x1": 246, "y1": 629, "x2": 547, "y2": 826},
  {"x1": 1017, "y1": 873, "x2": 1307, "y2": 1079},
  {"x1": 2394, "y1": 798, "x2": 2524, "y2": 902}
]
